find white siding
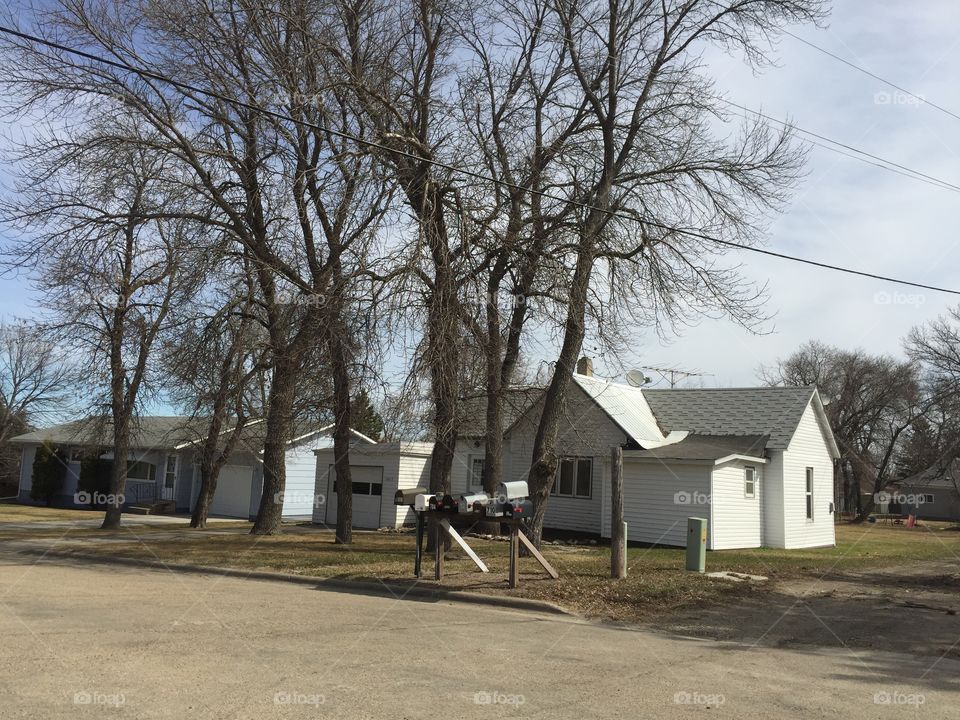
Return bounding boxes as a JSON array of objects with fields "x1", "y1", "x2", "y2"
[
  {"x1": 451, "y1": 439, "x2": 483, "y2": 496},
  {"x1": 762, "y1": 451, "x2": 785, "y2": 548},
  {"x1": 710, "y1": 461, "x2": 762, "y2": 550},
  {"x1": 283, "y1": 437, "x2": 334, "y2": 517},
  {"x1": 505, "y1": 384, "x2": 627, "y2": 534},
  {"x1": 605, "y1": 460, "x2": 712, "y2": 548},
  {"x1": 781, "y1": 401, "x2": 836, "y2": 548},
  {"x1": 313, "y1": 444, "x2": 431, "y2": 529}
]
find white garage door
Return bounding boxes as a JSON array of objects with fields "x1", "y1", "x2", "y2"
[
  {"x1": 209, "y1": 464, "x2": 253, "y2": 518},
  {"x1": 324, "y1": 465, "x2": 384, "y2": 529}
]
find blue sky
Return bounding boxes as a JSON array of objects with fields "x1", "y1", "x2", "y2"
[
  {"x1": 3, "y1": 1, "x2": 960, "y2": 393},
  {"x1": 587, "y1": 1, "x2": 960, "y2": 386}
]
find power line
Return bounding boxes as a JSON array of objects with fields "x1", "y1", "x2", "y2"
[
  {"x1": 782, "y1": 29, "x2": 960, "y2": 124},
  {"x1": 1, "y1": 24, "x2": 959, "y2": 297},
  {"x1": 721, "y1": 98, "x2": 960, "y2": 194}
]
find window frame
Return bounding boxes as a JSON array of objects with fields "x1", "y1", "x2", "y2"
[
  {"x1": 805, "y1": 467, "x2": 814, "y2": 521},
  {"x1": 551, "y1": 456, "x2": 593, "y2": 499},
  {"x1": 126, "y1": 460, "x2": 156, "y2": 482},
  {"x1": 923, "y1": 493, "x2": 935, "y2": 504},
  {"x1": 744, "y1": 466, "x2": 756, "y2": 498},
  {"x1": 468, "y1": 455, "x2": 485, "y2": 490},
  {"x1": 163, "y1": 454, "x2": 178, "y2": 490}
]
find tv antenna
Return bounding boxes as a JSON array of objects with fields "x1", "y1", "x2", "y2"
[{"x1": 640, "y1": 366, "x2": 711, "y2": 389}]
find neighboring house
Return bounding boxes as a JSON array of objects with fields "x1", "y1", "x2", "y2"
[
  {"x1": 312, "y1": 442, "x2": 434, "y2": 529},
  {"x1": 893, "y1": 463, "x2": 960, "y2": 522},
  {"x1": 10, "y1": 418, "x2": 376, "y2": 520},
  {"x1": 338, "y1": 363, "x2": 839, "y2": 549}
]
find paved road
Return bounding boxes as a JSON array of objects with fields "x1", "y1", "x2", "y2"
[{"x1": 0, "y1": 555, "x2": 956, "y2": 719}]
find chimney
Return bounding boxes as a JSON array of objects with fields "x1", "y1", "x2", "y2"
[{"x1": 576, "y1": 356, "x2": 593, "y2": 377}]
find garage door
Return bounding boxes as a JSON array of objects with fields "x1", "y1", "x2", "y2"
[
  {"x1": 324, "y1": 465, "x2": 383, "y2": 529},
  {"x1": 209, "y1": 465, "x2": 253, "y2": 518}
]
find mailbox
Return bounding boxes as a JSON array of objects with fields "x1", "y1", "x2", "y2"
[
  {"x1": 416, "y1": 493, "x2": 436, "y2": 512},
  {"x1": 504, "y1": 499, "x2": 533, "y2": 518},
  {"x1": 459, "y1": 492, "x2": 490, "y2": 513},
  {"x1": 496, "y1": 480, "x2": 528, "y2": 503},
  {"x1": 429, "y1": 494, "x2": 459, "y2": 512},
  {"x1": 395, "y1": 487, "x2": 428, "y2": 506}
]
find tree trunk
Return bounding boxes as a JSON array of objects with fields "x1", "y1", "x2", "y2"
[
  {"x1": 526, "y1": 248, "x2": 594, "y2": 547},
  {"x1": 251, "y1": 356, "x2": 298, "y2": 535},
  {"x1": 330, "y1": 324, "x2": 354, "y2": 544}
]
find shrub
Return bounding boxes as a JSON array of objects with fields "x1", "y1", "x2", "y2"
[
  {"x1": 77, "y1": 451, "x2": 113, "y2": 506},
  {"x1": 29, "y1": 440, "x2": 67, "y2": 505}
]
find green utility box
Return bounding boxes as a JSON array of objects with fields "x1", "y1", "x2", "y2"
[{"x1": 685, "y1": 517, "x2": 707, "y2": 572}]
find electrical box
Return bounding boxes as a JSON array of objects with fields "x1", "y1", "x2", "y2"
[{"x1": 685, "y1": 517, "x2": 707, "y2": 572}]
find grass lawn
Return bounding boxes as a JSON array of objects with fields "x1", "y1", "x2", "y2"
[{"x1": 2, "y1": 504, "x2": 958, "y2": 621}]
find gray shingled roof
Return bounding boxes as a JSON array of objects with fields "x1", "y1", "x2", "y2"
[
  {"x1": 642, "y1": 387, "x2": 816, "y2": 450},
  {"x1": 628, "y1": 434, "x2": 769, "y2": 461},
  {"x1": 9, "y1": 416, "x2": 204, "y2": 450}
]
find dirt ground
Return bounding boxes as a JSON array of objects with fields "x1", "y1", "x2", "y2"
[{"x1": 661, "y1": 559, "x2": 960, "y2": 663}]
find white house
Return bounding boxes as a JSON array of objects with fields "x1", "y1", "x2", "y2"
[
  {"x1": 11, "y1": 418, "x2": 376, "y2": 520},
  {"x1": 451, "y1": 369, "x2": 839, "y2": 549},
  {"x1": 312, "y1": 442, "x2": 434, "y2": 529}
]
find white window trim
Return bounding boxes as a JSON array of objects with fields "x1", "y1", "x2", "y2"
[
  {"x1": 805, "y1": 467, "x2": 814, "y2": 521},
  {"x1": 744, "y1": 466, "x2": 756, "y2": 498},
  {"x1": 468, "y1": 455, "x2": 485, "y2": 489},
  {"x1": 552, "y1": 457, "x2": 593, "y2": 499}
]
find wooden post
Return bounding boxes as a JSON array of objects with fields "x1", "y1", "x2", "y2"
[
  {"x1": 434, "y1": 518, "x2": 444, "y2": 580},
  {"x1": 508, "y1": 524, "x2": 519, "y2": 588},
  {"x1": 611, "y1": 445, "x2": 626, "y2": 579}
]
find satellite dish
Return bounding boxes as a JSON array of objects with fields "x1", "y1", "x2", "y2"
[{"x1": 626, "y1": 369, "x2": 650, "y2": 387}]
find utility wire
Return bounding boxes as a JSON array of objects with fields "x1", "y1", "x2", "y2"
[
  {"x1": 1, "y1": 24, "x2": 958, "y2": 296},
  {"x1": 782, "y1": 29, "x2": 960, "y2": 124}
]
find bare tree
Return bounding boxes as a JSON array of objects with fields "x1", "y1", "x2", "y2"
[
  {"x1": 1, "y1": 0, "x2": 393, "y2": 536},
  {"x1": 1, "y1": 129, "x2": 201, "y2": 528},
  {"x1": 518, "y1": 0, "x2": 825, "y2": 545},
  {"x1": 0, "y1": 321, "x2": 73, "y2": 443}
]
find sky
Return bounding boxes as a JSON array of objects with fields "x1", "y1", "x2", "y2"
[{"x1": 2, "y1": 1, "x2": 960, "y2": 393}]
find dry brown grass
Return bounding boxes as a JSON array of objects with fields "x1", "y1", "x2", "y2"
[{"x1": 3, "y1": 505, "x2": 958, "y2": 622}]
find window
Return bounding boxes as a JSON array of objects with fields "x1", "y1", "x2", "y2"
[
  {"x1": 805, "y1": 467, "x2": 814, "y2": 520},
  {"x1": 164, "y1": 455, "x2": 177, "y2": 490},
  {"x1": 744, "y1": 467, "x2": 756, "y2": 498},
  {"x1": 351, "y1": 481, "x2": 382, "y2": 496},
  {"x1": 127, "y1": 461, "x2": 156, "y2": 481},
  {"x1": 552, "y1": 457, "x2": 592, "y2": 498},
  {"x1": 68, "y1": 447, "x2": 85, "y2": 463},
  {"x1": 469, "y1": 456, "x2": 485, "y2": 489},
  {"x1": 923, "y1": 493, "x2": 935, "y2": 504}
]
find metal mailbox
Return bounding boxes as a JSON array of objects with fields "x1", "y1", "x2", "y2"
[
  {"x1": 395, "y1": 486, "x2": 428, "y2": 506},
  {"x1": 459, "y1": 492, "x2": 490, "y2": 513},
  {"x1": 504, "y1": 499, "x2": 533, "y2": 518},
  {"x1": 415, "y1": 493, "x2": 436, "y2": 512},
  {"x1": 496, "y1": 480, "x2": 529, "y2": 502}
]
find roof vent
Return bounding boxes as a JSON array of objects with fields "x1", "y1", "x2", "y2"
[{"x1": 575, "y1": 356, "x2": 593, "y2": 377}]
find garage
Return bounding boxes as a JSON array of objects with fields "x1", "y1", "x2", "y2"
[
  {"x1": 323, "y1": 465, "x2": 384, "y2": 529},
  {"x1": 209, "y1": 464, "x2": 254, "y2": 518}
]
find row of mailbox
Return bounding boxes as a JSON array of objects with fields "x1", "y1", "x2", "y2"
[{"x1": 393, "y1": 480, "x2": 533, "y2": 519}]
